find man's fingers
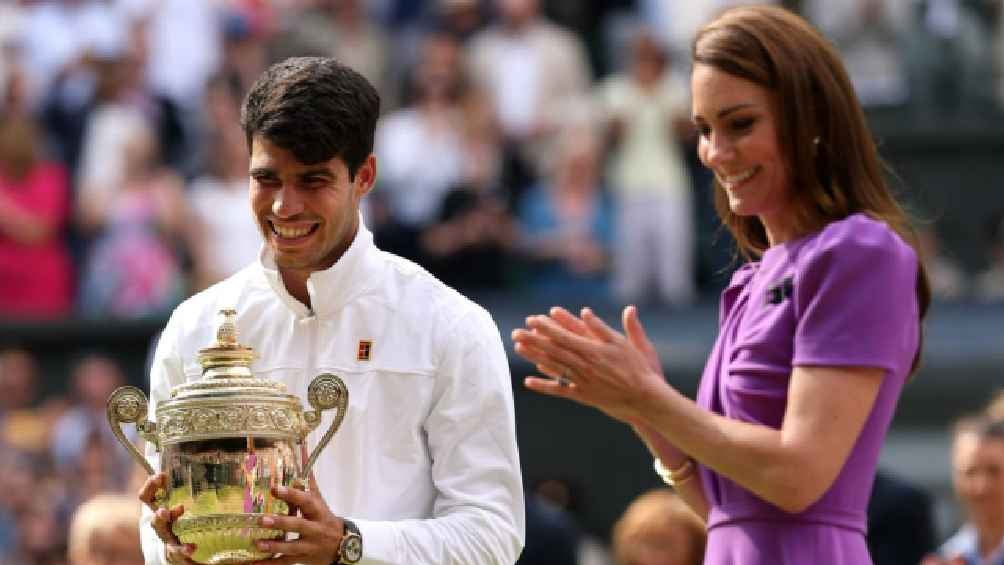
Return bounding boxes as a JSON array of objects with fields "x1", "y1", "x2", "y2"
[
  {"x1": 152, "y1": 505, "x2": 184, "y2": 545},
  {"x1": 272, "y1": 485, "x2": 321, "y2": 520},
  {"x1": 257, "y1": 514, "x2": 324, "y2": 538},
  {"x1": 138, "y1": 472, "x2": 167, "y2": 508},
  {"x1": 254, "y1": 538, "x2": 313, "y2": 558},
  {"x1": 251, "y1": 555, "x2": 298, "y2": 565},
  {"x1": 164, "y1": 544, "x2": 198, "y2": 565}
]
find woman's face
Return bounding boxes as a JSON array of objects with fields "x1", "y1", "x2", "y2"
[{"x1": 692, "y1": 64, "x2": 795, "y2": 244}]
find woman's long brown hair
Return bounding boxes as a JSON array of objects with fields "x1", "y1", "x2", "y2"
[{"x1": 692, "y1": 5, "x2": 930, "y2": 372}]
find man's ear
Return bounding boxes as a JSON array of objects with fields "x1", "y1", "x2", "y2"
[{"x1": 353, "y1": 154, "x2": 377, "y2": 199}]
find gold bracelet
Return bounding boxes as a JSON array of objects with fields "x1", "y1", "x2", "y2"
[{"x1": 653, "y1": 457, "x2": 696, "y2": 488}]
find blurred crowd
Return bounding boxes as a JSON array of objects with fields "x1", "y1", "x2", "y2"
[
  {"x1": 3, "y1": 0, "x2": 1004, "y2": 324},
  {"x1": 2, "y1": 0, "x2": 1004, "y2": 564}
]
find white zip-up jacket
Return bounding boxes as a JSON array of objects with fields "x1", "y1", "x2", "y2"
[{"x1": 140, "y1": 222, "x2": 525, "y2": 564}]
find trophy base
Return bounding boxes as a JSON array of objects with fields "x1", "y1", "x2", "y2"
[{"x1": 174, "y1": 514, "x2": 283, "y2": 565}]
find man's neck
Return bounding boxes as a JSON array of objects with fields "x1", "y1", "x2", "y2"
[{"x1": 280, "y1": 269, "x2": 312, "y2": 309}]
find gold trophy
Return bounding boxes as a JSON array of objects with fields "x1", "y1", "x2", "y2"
[{"x1": 107, "y1": 309, "x2": 348, "y2": 564}]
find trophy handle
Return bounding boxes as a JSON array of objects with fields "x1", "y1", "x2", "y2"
[
  {"x1": 302, "y1": 374, "x2": 349, "y2": 476},
  {"x1": 106, "y1": 386, "x2": 159, "y2": 476}
]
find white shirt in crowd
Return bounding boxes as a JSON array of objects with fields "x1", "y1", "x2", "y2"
[{"x1": 140, "y1": 220, "x2": 525, "y2": 564}]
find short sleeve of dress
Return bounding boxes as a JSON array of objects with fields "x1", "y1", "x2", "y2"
[{"x1": 792, "y1": 215, "x2": 920, "y2": 373}]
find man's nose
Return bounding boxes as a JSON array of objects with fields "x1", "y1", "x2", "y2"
[{"x1": 272, "y1": 186, "x2": 303, "y2": 217}]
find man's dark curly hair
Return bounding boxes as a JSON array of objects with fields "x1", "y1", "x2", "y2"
[{"x1": 240, "y1": 57, "x2": 380, "y2": 178}]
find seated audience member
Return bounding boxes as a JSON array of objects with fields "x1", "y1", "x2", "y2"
[
  {"x1": 186, "y1": 125, "x2": 261, "y2": 291},
  {"x1": 974, "y1": 210, "x2": 1004, "y2": 302},
  {"x1": 50, "y1": 354, "x2": 134, "y2": 485},
  {"x1": 923, "y1": 417, "x2": 1004, "y2": 565},
  {"x1": 917, "y1": 226, "x2": 968, "y2": 302},
  {"x1": 68, "y1": 493, "x2": 144, "y2": 565},
  {"x1": 517, "y1": 490, "x2": 580, "y2": 565},
  {"x1": 78, "y1": 123, "x2": 188, "y2": 318},
  {"x1": 0, "y1": 348, "x2": 54, "y2": 454},
  {"x1": 516, "y1": 127, "x2": 613, "y2": 301},
  {"x1": 0, "y1": 114, "x2": 73, "y2": 319},
  {"x1": 989, "y1": 390, "x2": 1004, "y2": 420},
  {"x1": 611, "y1": 488, "x2": 705, "y2": 565},
  {"x1": 866, "y1": 468, "x2": 937, "y2": 565}
]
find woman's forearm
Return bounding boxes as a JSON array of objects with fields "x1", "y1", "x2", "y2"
[{"x1": 633, "y1": 422, "x2": 710, "y2": 522}]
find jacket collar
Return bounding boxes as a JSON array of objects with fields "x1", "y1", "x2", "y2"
[{"x1": 257, "y1": 215, "x2": 381, "y2": 319}]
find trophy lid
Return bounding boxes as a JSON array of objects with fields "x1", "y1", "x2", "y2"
[{"x1": 170, "y1": 309, "x2": 289, "y2": 400}]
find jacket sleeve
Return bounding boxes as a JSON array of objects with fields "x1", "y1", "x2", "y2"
[
  {"x1": 351, "y1": 306, "x2": 526, "y2": 564},
  {"x1": 139, "y1": 313, "x2": 187, "y2": 565}
]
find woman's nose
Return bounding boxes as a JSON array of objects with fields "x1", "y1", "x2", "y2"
[{"x1": 703, "y1": 131, "x2": 735, "y2": 169}]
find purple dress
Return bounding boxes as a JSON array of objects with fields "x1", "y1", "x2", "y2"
[{"x1": 696, "y1": 214, "x2": 920, "y2": 565}]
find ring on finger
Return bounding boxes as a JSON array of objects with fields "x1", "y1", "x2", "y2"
[{"x1": 556, "y1": 369, "x2": 573, "y2": 387}]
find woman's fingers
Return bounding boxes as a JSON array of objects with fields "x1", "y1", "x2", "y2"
[
  {"x1": 580, "y1": 308, "x2": 621, "y2": 343},
  {"x1": 549, "y1": 307, "x2": 590, "y2": 335},
  {"x1": 622, "y1": 305, "x2": 661, "y2": 372},
  {"x1": 524, "y1": 376, "x2": 578, "y2": 398}
]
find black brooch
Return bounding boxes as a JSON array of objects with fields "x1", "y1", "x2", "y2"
[{"x1": 766, "y1": 276, "x2": 794, "y2": 305}]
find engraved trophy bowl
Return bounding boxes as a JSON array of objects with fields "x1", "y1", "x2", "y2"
[{"x1": 107, "y1": 309, "x2": 348, "y2": 564}]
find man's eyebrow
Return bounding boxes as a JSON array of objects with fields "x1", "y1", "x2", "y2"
[
  {"x1": 248, "y1": 167, "x2": 276, "y2": 176},
  {"x1": 298, "y1": 168, "x2": 334, "y2": 178}
]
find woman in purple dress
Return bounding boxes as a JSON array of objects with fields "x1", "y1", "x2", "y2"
[{"x1": 512, "y1": 6, "x2": 930, "y2": 564}]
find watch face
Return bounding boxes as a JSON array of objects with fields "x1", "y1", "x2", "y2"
[{"x1": 343, "y1": 535, "x2": 363, "y2": 562}]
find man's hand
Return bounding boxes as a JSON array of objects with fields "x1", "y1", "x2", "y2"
[
  {"x1": 252, "y1": 477, "x2": 345, "y2": 565},
  {"x1": 138, "y1": 472, "x2": 198, "y2": 564}
]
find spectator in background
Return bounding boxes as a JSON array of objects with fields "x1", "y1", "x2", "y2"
[
  {"x1": 75, "y1": 37, "x2": 185, "y2": 231},
  {"x1": 374, "y1": 30, "x2": 468, "y2": 261},
  {"x1": 274, "y1": 0, "x2": 394, "y2": 110},
  {"x1": 78, "y1": 123, "x2": 188, "y2": 319},
  {"x1": 0, "y1": 114, "x2": 74, "y2": 320},
  {"x1": 989, "y1": 390, "x2": 1004, "y2": 420},
  {"x1": 50, "y1": 354, "x2": 134, "y2": 489},
  {"x1": 918, "y1": 225, "x2": 968, "y2": 301},
  {"x1": 805, "y1": 0, "x2": 911, "y2": 109},
  {"x1": 467, "y1": 0, "x2": 592, "y2": 193},
  {"x1": 416, "y1": 47, "x2": 517, "y2": 292},
  {"x1": 0, "y1": 348, "x2": 61, "y2": 456},
  {"x1": 597, "y1": 26, "x2": 697, "y2": 307},
  {"x1": 974, "y1": 210, "x2": 1004, "y2": 302},
  {"x1": 186, "y1": 124, "x2": 260, "y2": 291},
  {"x1": 516, "y1": 127, "x2": 612, "y2": 301},
  {"x1": 68, "y1": 493, "x2": 144, "y2": 565},
  {"x1": 904, "y1": 0, "x2": 998, "y2": 117},
  {"x1": 517, "y1": 491, "x2": 580, "y2": 565},
  {"x1": 923, "y1": 417, "x2": 1004, "y2": 565},
  {"x1": 611, "y1": 488, "x2": 705, "y2": 565},
  {"x1": 865, "y1": 469, "x2": 937, "y2": 565}
]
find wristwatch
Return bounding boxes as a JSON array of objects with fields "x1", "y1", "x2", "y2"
[{"x1": 336, "y1": 519, "x2": 363, "y2": 564}]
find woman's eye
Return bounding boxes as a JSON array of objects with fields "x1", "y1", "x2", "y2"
[
  {"x1": 696, "y1": 124, "x2": 712, "y2": 137},
  {"x1": 731, "y1": 118, "x2": 755, "y2": 132}
]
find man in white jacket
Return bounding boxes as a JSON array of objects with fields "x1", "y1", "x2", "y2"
[{"x1": 137, "y1": 57, "x2": 525, "y2": 565}]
